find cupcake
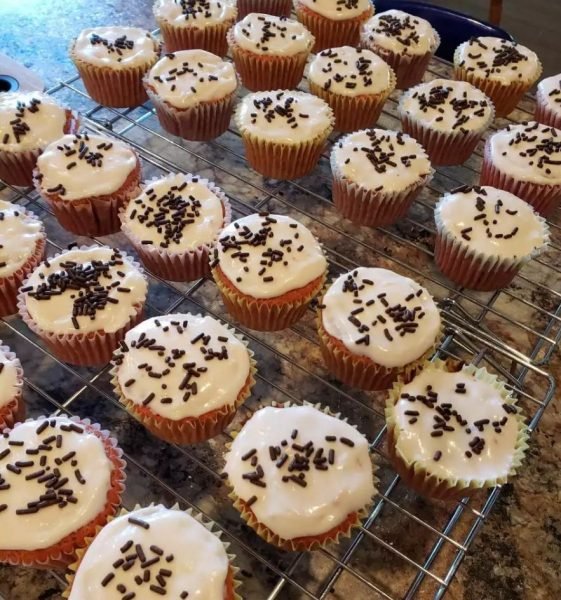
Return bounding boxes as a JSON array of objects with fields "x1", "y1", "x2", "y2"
[
  {"x1": 34, "y1": 131, "x2": 141, "y2": 236},
  {"x1": 330, "y1": 128, "x2": 432, "y2": 227},
  {"x1": 144, "y1": 50, "x2": 238, "y2": 141},
  {"x1": 121, "y1": 173, "x2": 231, "y2": 282},
  {"x1": 65, "y1": 504, "x2": 240, "y2": 599},
  {"x1": 434, "y1": 185, "x2": 549, "y2": 291},
  {"x1": 0, "y1": 342, "x2": 25, "y2": 430},
  {"x1": 361, "y1": 10, "x2": 440, "y2": 90},
  {"x1": 294, "y1": 0, "x2": 373, "y2": 52},
  {"x1": 0, "y1": 92, "x2": 79, "y2": 187},
  {"x1": 228, "y1": 14, "x2": 314, "y2": 92},
  {"x1": 398, "y1": 79, "x2": 495, "y2": 166},
  {"x1": 153, "y1": 0, "x2": 237, "y2": 56},
  {"x1": 0, "y1": 415, "x2": 125, "y2": 568},
  {"x1": 237, "y1": 0, "x2": 291, "y2": 19},
  {"x1": 318, "y1": 267, "x2": 442, "y2": 391},
  {"x1": 111, "y1": 313, "x2": 256, "y2": 445},
  {"x1": 308, "y1": 46, "x2": 396, "y2": 133},
  {"x1": 480, "y1": 121, "x2": 561, "y2": 217},
  {"x1": 453, "y1": 37, "x2": 541, "y2": 117},
  {"x1": 18, "y1": 245, "x2": 148, "y2": 366},
  {"x1": 70, "y1": 27, "x2": 161, "y2": 108},
  {"x1": 385, "y1": 360, "x2": 528, "y2": 500},
  {"x1": 236, "y1": 90, "x2": 334, "y2": 179},
  {"x1": 0, "y1": 200, "x2": 46, "y2": 317},
  {"x1": 224, "y1": 403, "x2": 377, "y2": 551},
  {"x1": 535, "y1": 74, "x2": 561, "y2": 129}
]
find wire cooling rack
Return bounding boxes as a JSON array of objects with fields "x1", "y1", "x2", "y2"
[{"x1": 0, "y1": 51, "x2": 558, "y2": 599}]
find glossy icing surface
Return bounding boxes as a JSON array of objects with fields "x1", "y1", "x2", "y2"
[
  {"x1": 154, "y1": 0, "x2": 237, "y2": 27},
  {"x1": 298, "y1": 0, "x2": 372, "y2": 21},
  {"x1": 537, "y1": 75, "x2": 561, "y2": 116},
  {"x1": 0, "y1": 345, "x2": 21, "y2": 410}
]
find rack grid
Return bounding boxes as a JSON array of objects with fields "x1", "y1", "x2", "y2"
[{"x1": 0, "y1": 51, "x2": 558, "y2": 599}]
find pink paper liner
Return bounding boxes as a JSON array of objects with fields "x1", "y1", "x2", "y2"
[
  {"x1": 534, "y1": 89, "x2": 561, "y2": 129},
  {"x1": 0, "y1": 342, "x2": 26, "y2": 431},
  {"x1": 237, "y1": 0, "x2": 292, "y2": 19},
  {"x1": 156, "y1": 16, "x2": 235, "y2": 56}
]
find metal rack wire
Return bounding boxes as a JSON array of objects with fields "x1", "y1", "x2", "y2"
[{"x1": 0, "y1": 52, "x2": 558, "y2": 599}]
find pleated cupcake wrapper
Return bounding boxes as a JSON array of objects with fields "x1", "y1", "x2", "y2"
[
  {"x1": 156, "y1": 15, "x2": 235, "y2": 56},
  {"x1": 120, "y1": 175, "x2": 232, "y2": 282},
  {"x1": 534, "y1": 88, "x2": 561, "y2": 129},
  {"x1": 237, "y1": 0, "x2": 292, "y2": 19},
  {"x1": 224, "y1": 401, "x2": 379, "y2": 551},
  {"x1": 63, "y1": 502, "x2": 242, "y2": 599},
  {"x1": 295, "y1": 1, "x2": 373, "y2": 52},
  {"x1": 17, "y1": 244, "x2": 148, "y2": 367},
  {"x1": 480, "y1": 140, "x2": 561, "y2": 217},
  {"x1": 0, "y1": 415, "x2": 126, "y2": 569},
  {"x1": 385, "y1": 359, "x2": 529, "y2": 501},
  {"x1": 0, "y1": 342, "x2": 26, "y2": 431}
]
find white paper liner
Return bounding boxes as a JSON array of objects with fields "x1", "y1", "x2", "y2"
[{"x1": 0, "y1": 341, "x2": 25, "y2": 430}]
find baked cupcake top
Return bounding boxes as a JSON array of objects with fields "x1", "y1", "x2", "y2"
[
  {"x1": 362, "y1": 10, "x2": 439, "y2": 56},
  {"x1": 154, "y1": 0, "x2": 237, "y2": 27},
  {"x1": 145, "y1": 50, "x2": 237, "y2": 109},
  {"x1": 0, "y1": 200, "x2": 44, "y2": 278},
  {"x1": 331, "y1": 128, "x2": 432, "y2": 192},
  {"x1": 35, "y1": 132, "x2": 138, "y2": 201},
  {"x1": 122, "y1": 173, "x2": 227, "y2": 252},
  {"x1": 0, "y1": 92, "x2": 70, "y2": 153},
  {"x1": 236, "y1": 90, "x2": 333, "y2": 143},
  {"x1": 455, "y1": 37, "x2": 540, "y2": 85},
  {"x1": 0, "y1": 416, "x2": 113, "y2": 551},
  {"x1": 399, "y1": 78, "x2": 494, "y2": 133},
  {"x1": 435, "y1": 185, "x2": 548, "y2": 260},
  {"x1": 68, "y1": 505, "x2": 230, "y2": 600},
  {"x1": 232, "y1": 13, "x2": 313, "y2": 55},
  {"x1": 113, "y1": 313, "x2": 251, "y2": 420},
  {"x1": 297, "y1": 0, "x2": 372, "y2": 21},
  {"x1": 537, "y1": 74, "x2": 561, "y2": 116},
  {"x1": 72, "y1": 27, "x2": 159, "y2": 69},
  {"x1": 22, "y1": 246, "x2": 147, "y2": 335},
  {"x1": 224, "y1": 404, "x2": 375, "y2": 540},
  {"x1": 487, "y1": 121, "x2": 561, "y2": 185},
  {"x1": 321, "y1": 267, "x2": 441, "y2": 368},
  {"x1": 213, "y1": 212, "x2": 327, "y2": 299},
  {"x1": 308, "y1": 46, "x2": 394, "y2": 97},
  {"x1": 0, "y1": 344, "x2": 22, "y2": 410}
]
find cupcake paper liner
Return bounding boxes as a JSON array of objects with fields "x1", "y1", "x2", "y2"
[
  {"x1": 237, "y1": 0, "x2": 292, "y2": 19},
  {"x1": 0, "y1": 342, "x2": 25, "y2": 431},
  {"x1": 534, "y1": 88, "x2": 561, "y2": 129},
  {"x1": 385, "y1": 359, "x2": 529, "y2": 500},
  {"x1": 157, "y1": 17, "x2": 235, "y2": 56},
  {"x1": 0, "y1": 415, "x2": 126, "y2": 569}
]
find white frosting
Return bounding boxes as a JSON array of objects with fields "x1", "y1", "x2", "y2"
[
  {"x1": 23, "y1": 246, "x2": 147, "y2": 335},
  {"x1": 321, "y1": 267, "x2": 441, "y2": 368},
  {"x1": 399, "y1": 79, "x2": 493, "y2": 133},
  {"x1": 537, "y1": 75, "x2": 561, "y2": 116},
  {"x1": 436, "y1": 185, "x2": 547, "y2": 260},
  {"x1": 236, "y1": 90, "x2": 333, "y2": 143},
  {"x1": 0, "y1": 200, "x2": 43, "y2": 278},
  {"x1": 331, "y1": 128, "x2": 432, "y2": 192},
  {"x1": 115, "y1": 314, "x2": 251, "y2": 420},
  {"x1": 362, "y1": 10, "x2": 439, "y2": 56},
  {"x1": 73, "y1": 27, "x2": 159, "y2": 69},
  {"x1": 154, "y1": 0, "x2": 237, "y2": 27},
  {"x1": 68, "y1": 505, "x2": 230, "y2": 600},
  {"x1": 392, "y1": 364, "x2": 520, "y2": 482},
  {"x1": 0, "y1": 346, "x2": 21, "y2": 410},
  {"x1": 233, "y1": 14, "x2": 313, "y2": 55},
  {"x1": 145, "y1": 50, "x2": 237, "y2": 109},
  {"x1": 215, "y1": 213, "x2": 327, "y2": 299},
  {"x1": 123, "y1": 173, "x2": 225, "y2": 251},
  {"x1": 298, "y1": 0, "x2": 372, "y2": 21},
  {"x1": 0, "y1": 92, "x2": 69, "y2": 152},
  {"x1": 488, "y1": 122, "x2": 561, "y2": 185},
  {"x1": 309, "y1": 46, "x2": 393, "y2": 97},
  {"x1": 455, "y1": 36, "x2": 540, "y2": 85},
  {"x1": 36, "y1": 132, "x2": 137, "y2": 201},
  {"x1": 0, "y1": 417, "x2": 113, "y2": 551},
  {"x1": 224, "y1": 405, "x2": 375, "y2": 540}
]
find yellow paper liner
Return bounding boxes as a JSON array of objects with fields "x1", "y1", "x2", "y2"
[
  {"x1": 0, "y1": 342, "x2": 26, "y2": 430},
  {"x1": 156, "y1": 15, "x2": 235, "y2": 56},
  {"x1": 535, "y1": 88, "x2": 561, "y2": 129},
  {"x1": 0, "y1": 416, "x2": 126, "y2": 569},
  {"x1": 237, "y1": 0, "x2": 292, "y2": 19},
  {"x1": 385, "y1": 359, "x2": 529, "y2": 501}
]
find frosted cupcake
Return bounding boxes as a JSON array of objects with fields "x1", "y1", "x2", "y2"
[
  {"x1": 308, "y1": 46, "x2": 396, "y2": 133},
  {"x1": 236, "y1": 90, "x2": 334, "y2": 179},
  {"x1": 111, "y1": 313, "x2": 256, "y2": 444},
  {"x1": 144, "y1": 50, "x2": 238, "y2": 141},
  {"x1": 480, "y1": 121, "x2": 561, "y2": 216},
  {"x1": 211, "y1": 213, "x2": 327, "y2": 331},
  {"x1": 535, "y1": 74, "x2": 561, "y2": 129},
  {"x1": 453, "y1": 37, "x2": 541, "y2": 117},
  {"x1": 361, "y1": 10, "x2": 440, "y2": 90},
  {"x1": 318, "y1": 267, "x2": 441, "y2": 390},
  {"x1": 70, "y1": 27, "x2": 161, "y2": 107},
  {"x1": 237, "y1": 0, "x2": 291, "y2": 19},
  {"x1": 224, "y1": 404, "x2": 376, "y2": 551},
  {"x1": 0, "y1": 342, "x2": 25, "y2": 430},
  {"x1": 228, "y1": 14, "x2": 314, "y2": 91},
  {"x1": 398, "y1": 79, "x2": 494, "y2": 165},
  {"x1": 330, "y1": 128, "x2": 432, "y2": 227}
]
